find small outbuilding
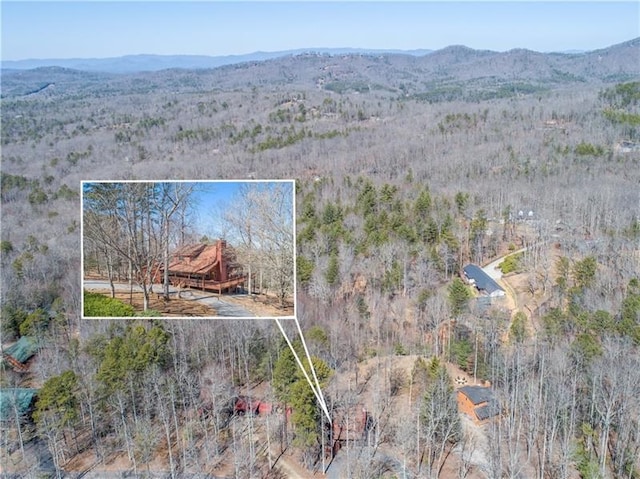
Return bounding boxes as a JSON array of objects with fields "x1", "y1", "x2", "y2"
[
  {"x1": 457, "y1": 385, "x2": 500, "y2": 425},
  {"x1": 463, "y1": 264, "x2": 505, "y2": 297}
]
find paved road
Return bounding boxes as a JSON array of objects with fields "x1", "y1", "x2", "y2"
[
  {"x1": 84, "y1": 280, "x2": 255, "y2": 317},
  {"x1": 186, "y1": 291, "x2": 256, "y2": 317}
]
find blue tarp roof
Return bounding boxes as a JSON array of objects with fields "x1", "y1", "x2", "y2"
[{"x1": 463, "y1": 264, "x2": 504, "y2": 295}]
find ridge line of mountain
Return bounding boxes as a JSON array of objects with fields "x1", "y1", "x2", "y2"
[{"x1": 3, "y1": 38, "x2": 638, "y2": 74}]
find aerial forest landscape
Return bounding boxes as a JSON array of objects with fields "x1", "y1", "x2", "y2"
[{"x1": 1, "y1": 2, "x2": 640, "y2": 478}]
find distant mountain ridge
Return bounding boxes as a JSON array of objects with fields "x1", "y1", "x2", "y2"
[
  {"x1": 1, "y1": 38, "x2": 637, "y2": 100},
  {"x1": 1, "y1": 48, "x2": 434, "y2": 74},
  {"x1": 1, "y1": 40, "x2": 622, "y2": 74}
]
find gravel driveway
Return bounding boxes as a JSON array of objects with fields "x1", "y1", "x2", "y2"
[{"x1": 84, "y1": 280, "x2": 256, "y2": 317}]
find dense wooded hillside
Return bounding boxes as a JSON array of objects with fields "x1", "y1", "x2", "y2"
[{"x1": 1, "y1": 40, "x2": 639, "y2": 478}]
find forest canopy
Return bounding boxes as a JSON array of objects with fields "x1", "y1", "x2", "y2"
[{"x1": 1, "y1": 43, "x2": 639, "y2": 477}]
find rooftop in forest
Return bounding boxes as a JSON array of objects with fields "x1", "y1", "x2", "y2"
[
  {"x1": 462, "y1": 264, "x2": 505, "y2": 297},
  {"x1": 2, "y1": 336, "x2": 38, "y2": 368},
  {"x1": 0, "y1": 388, "x2": 38, "y2": 421}
]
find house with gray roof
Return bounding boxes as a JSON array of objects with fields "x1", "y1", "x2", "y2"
[
  {"x1": 462, "y1": 264, "x2": 505, "y2": 297},
  {"x1": 457, "y1": 385, "x2": 500, "y2": 424}
]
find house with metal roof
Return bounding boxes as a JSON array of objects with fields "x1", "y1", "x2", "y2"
[
  {"x1": 157, "y1": 240, "x2": 247, "y2": 294},
  {"x1": 462, "y1": 264, "x2": 505, "y2": 297},
  {"x1": 1, "y1": 336, "x2": 38, "y2": 372},
  {"x1": 0, "y1": 388, "x2": 37, "y2": 422},
  {"x1": 457, "y1": 385, "x2": 500, "y2": 425}
]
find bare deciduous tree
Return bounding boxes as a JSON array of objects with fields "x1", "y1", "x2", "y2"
[{"x1": 222, "y1": 181, "x2": 295, "y2": 307}]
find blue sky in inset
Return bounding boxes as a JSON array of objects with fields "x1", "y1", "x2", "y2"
[
  {"x1": 81, "y1": 180, "x2": 292, "y2": 244},
  {"x1": 2, "y1": 1, "x2": 638, "y2": 60},
  {"x1": 190, "y1": 181, "x2": 243, "y2": 239},
  {"x1": 190, "y1": 180, "x2": 294, "y2": 241}
]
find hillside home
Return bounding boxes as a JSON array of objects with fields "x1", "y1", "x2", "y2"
[
  {"x1": 0, "y1": 388, "x2": 38, "y2": 422},
  {"x1": 1, "y1": 336, "x2": 38, "y2": 373},
  {"x1": 457, "y1": 385, "x2": 500, "y2": 425},
  {"x1": 463, "y1": 264, "x2": 505, "y2": 297},
  {"x1": 159, "y1": 240, "x2": 246, "y2": 294}
]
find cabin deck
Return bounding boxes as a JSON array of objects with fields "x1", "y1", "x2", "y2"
[{"x1": 168, "y1": 275, "x2": 247, "y2": 294}]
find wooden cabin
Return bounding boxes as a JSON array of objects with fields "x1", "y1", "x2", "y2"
[
  {"x1": 457, "y1": 385, "x2": 500, "y2": 425},
  {"x1": 160, "y1": 240, "x2": 247, "y2": 294},
  {"x1": 1, "y1": 336, "x2": 38, "y2": 373}
]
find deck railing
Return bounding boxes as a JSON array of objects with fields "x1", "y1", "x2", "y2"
[{"x1": 169, "y1": 275, "x2": 247, "y2": 294}]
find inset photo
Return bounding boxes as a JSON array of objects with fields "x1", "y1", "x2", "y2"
[{"x1": 81, "y1": 180, "x2": 295, "y2": 319}]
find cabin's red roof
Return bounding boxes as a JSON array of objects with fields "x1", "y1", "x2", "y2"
[{"x1": 166, "y1": 243, "x2": 221, "y2": 276}]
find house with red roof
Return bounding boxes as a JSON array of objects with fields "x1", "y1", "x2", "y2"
[{"x1": 159, "y1": 240, "x2": 247, "y2": 294}]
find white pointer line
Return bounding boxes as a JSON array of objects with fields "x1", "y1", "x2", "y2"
[{"x1": 274, "y1": 318, "x2": 332, "y2": 425}]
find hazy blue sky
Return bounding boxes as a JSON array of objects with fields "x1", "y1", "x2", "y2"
[{"x1": 2, "y1": 1, "x2": 638, "y2": 60}]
